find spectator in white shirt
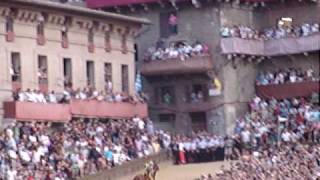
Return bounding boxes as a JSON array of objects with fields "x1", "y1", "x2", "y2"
[{"x1": 48, "y1": 91, "x2": 57, "y2": 103}]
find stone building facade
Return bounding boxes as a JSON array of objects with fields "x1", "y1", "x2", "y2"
[
  {"x1": 87, "y1": 0, "x2": 320, "y2": 135},
  {"x1": 0, "y1": 0, "x2": 149, "y2": 125}
]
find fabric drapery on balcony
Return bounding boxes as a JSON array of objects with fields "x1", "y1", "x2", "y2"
[
  {"x1": 256, "y1": 81, "x2": 319, "y2": 100},
  {"x1": 221, "y1": 34, "x2": 320, "y2": 56}
]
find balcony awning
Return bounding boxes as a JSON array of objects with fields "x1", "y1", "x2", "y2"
[
  {"x1": 256, "y1": 81, "x2": 319, "y2": 99},
  {"x1": 221, "y1": 33, "x2": 320, "y2": 56}
]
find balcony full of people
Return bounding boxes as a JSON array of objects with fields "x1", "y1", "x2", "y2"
[
  {"x1": 143, "y1": 40, "x2": 209, "y2": 62},
  {"x1": 221, "y1": 21, "x2": 319, "y2": 40},
  {"x1": 256, "y1": 68, "x2": 318, "y2": 85},
  {"x1": 13, "y1": 87, "x2": 148, "y2": 104}
]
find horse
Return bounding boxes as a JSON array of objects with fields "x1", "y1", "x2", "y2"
[
  {"x1": 133, "y1": 161, "x2": 159, "y2": 180},
  {"x1": 133, "y1": 174, "x2": 152, "y2": 180}
]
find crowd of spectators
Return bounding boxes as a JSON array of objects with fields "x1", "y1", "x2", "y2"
[
  {"x1": 195, "y1": 94, "x2": 320, "y2": 179},
  {"x1": 143, "y1": 40, "x2": 209, "y2": 62},
  {"x1": 256, "y1": 68, "x2": 318, "y2": 85},
  {"x1": 13, "y1": 87, "x2": 148, "y2": 104},
  {"x1": 221, "y1": 22, "x2": 319, "y2": 40},
  {"x1": 0, "y1": 116, "x2": 171, "y2": 180},
  {"x1": 170, "y1": 132, "x2": 225, "y2": 165}
]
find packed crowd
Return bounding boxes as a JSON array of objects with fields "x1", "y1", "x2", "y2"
[
  {"x1": 196, "y1": 94, "x2": 320, "y2": 179},
  {"x1": 0, "y1": 116, "x2": 171, "y2": 180},
  {"x1": 143, "y1": 40, "x2": 209, "y2": 62},
  {"x1": 170, "y1": 132, "x2": 225, "y2": 165},
  {"x1": 256, "y1": 68, "x2": 318, "y2": 85},
  {"x1": 211, "y1": 144, "x2": 320, "y2": 180},
  {"x1": 13, "y1": 87, "x2": 148, "y2": 104},
  {"x1": 221, "y1": 22, "x2": 319, "y2": 40}
]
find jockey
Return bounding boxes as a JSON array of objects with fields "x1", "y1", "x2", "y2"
[
  {"x1": 144, "y1": 161, "x2": 153, "y2": 177},
  {"x1": 144, "y1": 161, "x2": 158, "y2": 180}
]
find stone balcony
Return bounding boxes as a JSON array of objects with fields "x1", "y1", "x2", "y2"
[
  {"x1": 221, "y1": 33, "x2": 320, "y2": 56},
  {"x1": 256, "y1": 81, "x2": 319, "y2": 99},
  {"x1": 3, "y1": 101, "x2": 71, "y2": 122},
  {"x1": 4, "y1": 100, "x2": 148, "y2": 121},
  {"x1": 140, "y1": 55, "x2": 213, "y2": 76},
  {"x1": 70, "y1": 100, "x2": 148, "y2": 118}
]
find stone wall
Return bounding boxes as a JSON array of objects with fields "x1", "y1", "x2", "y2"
[
  {"x1": 127, "y1": 2, "x2": 319, "y2": 135},
  {"x1": 0, "y1": 2, "x2": 141, "y2": 126}
]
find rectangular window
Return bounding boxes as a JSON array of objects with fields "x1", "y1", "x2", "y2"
[
  {"x1": 10, "y1": 52, "x2": 21, "y2": 82},
  {"x1": 160, "y1": 11, "x2": 177, "y2": 38},
  {"x1": 104, "y1": 63, "x2": 112, "y2": 91},
  {"x1": 63, "y1": 58, "x2": 72, "y2": 88},
  {"x1": 37, "y1": 21, "x2": 45, "y2": 45},
  {"x1": 6, "y1": 17, "x2": 14, "y2": 32},
  {"x1": 37, "y1": 22, "x2": 44, "y2": 36},
  {"x1": 159, "y1": 113, "x2": 176, "y2": 123},
  {"x1": 188, "y1": 84, "x2": 208, "y2": 102},
  {"x1": 190, "y1": 112, "x2": 207, "y2": 132},
  {"x1": 38, "y1": 55, "x2": 48, "y2": 84},
  {"x1": 121, "y1": 65, "x2": 129, "y2": 93},
  {"x1": 5, "y1": 16, "x2": 14, "y2": 42},
  {"x1": 88, "y1": 29, "x2": 95, "y2": 52},
  {"x1": 88, "y1": 29, "x2": 94, "y2": 43},
  {"x1": 121, "y1": 34, "x2": 128, "y2": 54},
  {"x1": 160, "y1": 86, "x2": 175, "y2": 104},
  {"x1": 86, "y1": 61, "x2": 95, "y2": 87},
  {"x1": 134, "y1": 44, "x2": 138, "y2": 62},
  {"x1": 105, "y1": 31, "x2": 111, "y2": 52}
]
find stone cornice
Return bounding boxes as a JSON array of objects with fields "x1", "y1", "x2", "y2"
[{"x1": 0, "y1": 4, "x2": 140, "y2": 38}]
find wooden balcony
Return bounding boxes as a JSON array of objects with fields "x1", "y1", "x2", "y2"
[
  {"x1": 3, "y1": 101, "x2": 71, "y2": 122},
  {"x1": 70, "y1": 100, "x2": 148, "y2": 118},
  {"x1": 256, "y1": 81, "x2": 319, "y2": 99},
  {"x1": 140, "y1": 55, "x2": 213, "y2": 76},
  {"x1": 221, "y1": 33, "x2": 320, "y2": 56}
]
